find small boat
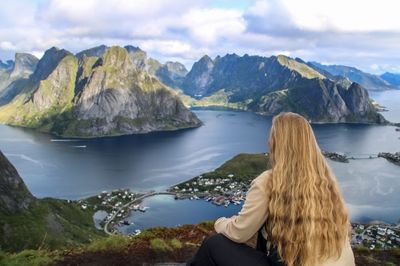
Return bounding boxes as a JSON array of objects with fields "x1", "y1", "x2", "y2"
[
  {"x1": 134, "y1": 229, "x2": 141, "y2": 236},
  {"x1": 139, "y1": 206, "x2": 149, "y2": 212},
  {"x1": 123, "y1": 220, "x2": 130, "y2": 225}
]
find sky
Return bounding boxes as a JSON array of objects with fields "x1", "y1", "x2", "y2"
[{"x1": 0, "y1": 0, "x2": 399, "y2": 74}]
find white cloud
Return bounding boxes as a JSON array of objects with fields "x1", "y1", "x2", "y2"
[
  {"x1": 281, "y1": 0, "x2": 400, "y2": 32},
  {"x1": 0, "y1": 0, "x2": 399, "y2": 74},
  {"x1": 181, "y1": 8, "x2": 246, "y2": 44},
  {"x1": 0, "y1": 41, "x2": 17, "y2": 51}
]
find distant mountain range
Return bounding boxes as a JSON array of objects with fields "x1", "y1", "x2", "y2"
[
  {"x1": 0, "y1": 45, "x2": 394, "y2": 137},
  {"x1": 309, "y1": 62, "x2": 398, "y2": 91},
  {"x1": 380, "y1": 72, "x2": 400, "y2": 88}
]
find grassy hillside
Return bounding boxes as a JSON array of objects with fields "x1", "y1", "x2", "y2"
[{"x1": 0, "y1": 198, "x2": 104, "y2": 252}]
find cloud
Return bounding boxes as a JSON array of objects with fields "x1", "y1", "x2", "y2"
[
  {"x1": 0, "y1": 41, "x2": 17, "y2": 50},
  {"x1": 0, "y1": 0, "x2": 399, "y2": 74}
]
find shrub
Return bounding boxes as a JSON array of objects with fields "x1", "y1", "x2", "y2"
[
  {"x1": 87, "y1": 235, "x2": 129, "y2": 252},
  {"x1": 170, "y1": 238, "x2": 183, "y2": 249},
  {"x1": 150, "y1": 238, "x2": 172, "y2": 252}
]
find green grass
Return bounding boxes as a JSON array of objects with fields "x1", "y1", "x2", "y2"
[
  {"x1": 0, "y1": 250, "x2": 56, "y2": 266},
  {"x1": 277, "y1": 55, "x2": 325, "y2": 79},
  {"x1": 87, "y1": 235, "x2": 129, "y2": 252},
  {"x1": 0, "y1": 198, "x2": 104, "y2": 252},
  {"x1": 178, "y1": 89, "x2": 248, "y2": 110},
  {"x1": 150, "y1": 238, "x2": 172, "y2": 252},
  {"x1": 170, "y1": 238, "x2": 183, "y2": 249},
  {"x1": 174, "y1": 153, "x2": 271, "y2": 191}
]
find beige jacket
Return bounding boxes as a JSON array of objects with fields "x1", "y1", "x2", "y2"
[{"x1": 214, "y1": 170, "x2": 355, "y2": 266}]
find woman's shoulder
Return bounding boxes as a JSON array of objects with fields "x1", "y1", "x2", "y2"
[{"x1": 251, "y1": 169, "x2": 272, "y2": 187}]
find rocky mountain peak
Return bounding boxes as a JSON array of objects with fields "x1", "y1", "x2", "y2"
[
  {"x1": 198, "y1": 55, "x2": 213, "y2": 65},
  {"x1": 101, "y1": 46, "x2": 132, "y2": 70},
  {"x1": 32, "y1": 47, "x2": 72, "y2": 83},
  {"x1": 76, "y1": 45, "x2": 109, "y2": 60},
  {"x1": 0, "y1": 150, "x2": 35, "y2": 213},
  {"x1": 10, "y1": 53, "x2": 38, "y2": 78},
  {"x1": 164, "y1": 61, "x2": 188, "y2": 75}
]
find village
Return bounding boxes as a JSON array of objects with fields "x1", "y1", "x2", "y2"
[
  {"x1": 351, "y1": 223, "x2": 400, "y2": 250},
  {"x1": 76, "y1": 189, "x2": 154, "y2": 236},
  {"x1": 169, "y1": 173, "x2": 250, "y2": 207},
  {"x1": 73, "y1": 181, "x2": 400, "y2": 252},
  {"x1": 68, "y1": 151, "x2": 400, "y2": 252}
]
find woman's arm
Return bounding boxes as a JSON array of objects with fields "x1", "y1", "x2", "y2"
[{"x1": 214, "y1": 171, "x2": 270, "y2": 243}]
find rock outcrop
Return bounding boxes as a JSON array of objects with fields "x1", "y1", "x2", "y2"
[
  {"x1": 0, "y1": 53, "x2": 38, "y2": 92},
  {"x1": 0, "y1": 151, "x2": 35, "y2": 213}
]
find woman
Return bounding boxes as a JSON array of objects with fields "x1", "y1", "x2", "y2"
[{"x1": 187, "y1": 112, "x2": 355, "y2": 266}]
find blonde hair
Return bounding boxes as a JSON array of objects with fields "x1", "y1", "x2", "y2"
[{"x1": 266, "y1": 112, "x2": 350, "y2": 266}]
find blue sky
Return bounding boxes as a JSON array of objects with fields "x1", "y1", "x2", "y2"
[{"x1": 0, "y1": 0, "x2": 399, "y2": 74}]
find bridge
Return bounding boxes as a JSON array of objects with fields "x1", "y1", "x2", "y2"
[{"x1": 103, "y1": 191, "x2": 176, "y2": 235}]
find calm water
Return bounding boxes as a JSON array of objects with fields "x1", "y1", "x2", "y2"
[{"x1": 0, "y1": 91, "x2": 399, "y2": 224}]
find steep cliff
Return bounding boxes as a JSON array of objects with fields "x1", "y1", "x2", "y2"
[
  {"x1": 0, "y1": 151, "x2": 35, "y2": 213},
  {"x1": 0, "y1": 53, "x2": 38, "y2": 93}
]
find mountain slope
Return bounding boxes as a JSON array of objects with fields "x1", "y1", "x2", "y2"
[
  {"x1": 309, "y1": 62, "x2": 396, "y2": 91},
  {"x1": 0, "y1": 46, "x2": 201, "y2": 137},
  {"x1": 0, "y1": 151, "x2": 103, "y2": 252},
  {"x1": 182, "y1": 54, "x2": 386, "y2": 123}
]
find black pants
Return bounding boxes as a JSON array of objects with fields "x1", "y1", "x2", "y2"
[{"x1": 187, "y1": 234, "x2": 271, "y2": 266}]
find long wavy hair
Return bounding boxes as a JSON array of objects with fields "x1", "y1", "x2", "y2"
[{"x1": 266, "y1": 112, "x2": 350, "y2": 266}]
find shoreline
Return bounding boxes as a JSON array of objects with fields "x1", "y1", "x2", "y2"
[{"x1": 82, "y1": 151, "x2": 400, "y2": 236}]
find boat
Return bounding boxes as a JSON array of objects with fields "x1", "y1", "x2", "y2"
[{"x1": 139, "y1": 206, "x2": 149, "y2": 212}]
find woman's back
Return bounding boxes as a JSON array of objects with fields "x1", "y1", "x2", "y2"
[
  {"x1": 217, "y1": 170, "x2": 355, "y2": 266},
  {"x1": 188, "y1": 112, "x2": 355, "y2": 266}
]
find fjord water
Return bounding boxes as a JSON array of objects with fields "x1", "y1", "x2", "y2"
[{"x1": 0, "y1": 91, "x2": 399, "y2": 225}]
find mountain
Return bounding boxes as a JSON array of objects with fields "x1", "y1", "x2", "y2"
[
  {"x1": 0, "y1": 53, "x2": 38, "y2": 92},
  {"x1": 76, "y1": 44, "x2": 109, "y2": 60},
  {"x1": 75, "y1": 45, "x2": 188, "y2": 88},
  {"x1": 124, "y1": 45, "x2": 188, "y2": 88},
  {"x1": 0, "y1": 150, "x2": 103, "y2": 251},
  {"x1": 182, "y1": 54, "x2": 385, "y2": 123},
  {"x1": 309, "y1": 62, "x2": 396, "y2": 91},
  {"x1": 0, "y1": 46, "x2": 201, "y2": 137},
  {"x1": 380, "y1": 72, "x2": 400, "y2": 88}
]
